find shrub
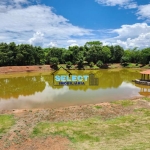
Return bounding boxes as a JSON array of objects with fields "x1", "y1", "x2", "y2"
[
  {"x1": 96, "y1": 60, "x2": 103, "y2": 68},
  {"x1": 49, "y1": 57, "x2": 59, "y2": 70},
  {"x1": 89, "y1": 62, "x2": 94, "y2": 68},
  {"x1": 66, "y1": 61, "x2": 72, "y2": 69}
]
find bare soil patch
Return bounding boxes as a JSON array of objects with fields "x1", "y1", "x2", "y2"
[{"x1": 0, "y1": 65, "x2": 52, "y2": 74}]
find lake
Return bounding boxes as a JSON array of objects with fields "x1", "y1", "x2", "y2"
[{"x1": 0, "y1": 69, "x2": 149, "y2": 110}]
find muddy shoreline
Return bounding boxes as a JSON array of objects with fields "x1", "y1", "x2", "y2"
[
  {"x1": 0, "y1": 96, "x2": 144, "y2": 113},
  {"x1": 0, "y1": 65, "x2": 52, "y2": 74},
  {"x1": 0, "y1": 64, "x2": 148, "y2": 75}
]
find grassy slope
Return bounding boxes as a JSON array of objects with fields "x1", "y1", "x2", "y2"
[{"x1": 32, "y1": 98, "x2": 150, "y2": 150}]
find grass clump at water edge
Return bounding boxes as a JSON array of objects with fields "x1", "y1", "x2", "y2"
[
  {"x1": 0, "y1": 115, "x2": 15, "y2": 134},
  {"x1": 111, "y1": 99, "x2": 135, "y2": 107}
]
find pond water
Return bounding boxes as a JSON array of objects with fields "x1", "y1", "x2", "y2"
[{"x1": 0, "y1": 69, "x2": 149, "y2": 110}]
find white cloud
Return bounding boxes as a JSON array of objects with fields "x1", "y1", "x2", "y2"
[
  {"x1": 67, "y1": 40, "x2": 77, "y2": 43},
  {"x1": 112, "y1": 23, "x2": 150, "y2": 40},
  {"x1": 95, "y1": 0, "x2": 137, "y2": 9},
  {"x1": 1, "y1": 0, "x2": 150, "y2": 49},
  {"x1": 0, "y1": 0, "x2": 29, "y2": 9},
  {"x1": 104, "y1": 23, "x2": 150, "y2": 49},
  {"x1": 136, "y1": 4, "x2": 150, "y2": 21},
  {"x1": 0, "y1": 2, "x2": 93, "y2": 47},
  {"x1": 29, "y1": 31, "x2": 44, "y2": 46},
  {"x1": 48, "y1": 41, "x2": 57, "y2": 47},
  {"x1": 66, "y1": 40, "x2": 79, "y2": 47},
  {"x1": 69, "y1": 43, "x2": 79, "y2": 47}
]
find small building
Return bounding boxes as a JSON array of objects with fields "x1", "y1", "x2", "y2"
[
  {"x1": 133, "y1": 70, "x2": 150, "y2": 86},
  {"x1": 140, "y1": 70, "x2": 150, "y2": 81}
]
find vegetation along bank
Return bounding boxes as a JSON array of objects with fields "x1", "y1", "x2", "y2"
[{"x1": 0, "y1": 41, "x2": 150, "y2": 70}]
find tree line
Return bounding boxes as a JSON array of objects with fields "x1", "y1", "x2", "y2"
[{"x1": 0, "y1": 41, "x2": 150, "y2": 68}]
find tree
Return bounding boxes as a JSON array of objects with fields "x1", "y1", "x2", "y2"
[
  {"x1": 101, "y1": 46, "x2": 111, "y2": 63},
  {"x1": 121, "y1": 49, "x2": 132, "y2": 64},
  {"x1": 96, "y1": 60, "x2": 103, "y2": 68},
  {"x1": 85, "y1": 46, "x2": 103, "y2": 64},
  {"x1": 62, "y1": 50, "x2": 73, "y2": 63},
  {"x1": 121, "y1": 56, "x2": 130, "y2": 64},
  {"x1": 113, "y1": 45, "x2": 124, "y2": 63},
  {"x1": 66, "y1": 61, "x2": 72, "y2": 69},
  {"x1": 84, "y1": 41, "x2": 103, "y2": 48},
  {"x1": 0, "y1": 43, "x2": 9, "y2": 66},
  {"x1": 140, "y1": 48, "x2": 150, "y2": 65},
  {"x1": 46, "y1": 47, "x2": 65, "y2": 64},
  {"x1": 49, "y1": 57, "x2": 59, "y2": 70}
]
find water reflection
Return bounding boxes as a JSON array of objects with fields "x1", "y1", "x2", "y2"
[
  {"x1": 0, "y1": 69, "x2": 147, "y2": 109},
  {"x1": 0, "y1": 75, "x2": 45, "y2": 99},
  {"x1": 134, "y1": 83, "x2": 150, "y2": 96}
]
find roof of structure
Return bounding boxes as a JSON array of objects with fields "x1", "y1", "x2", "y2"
[{"x1": 140, "y1": 70, "x2": 150, "y2": 74}]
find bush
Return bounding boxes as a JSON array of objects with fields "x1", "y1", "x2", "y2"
[
  {"x1": 89, "y1": 62, "x2": 94, "y2": 68},
  {"x1": 66, "y1": 61, "x2": 72, "y2": 69},
  {"x1": 96, "y1": 60, "x2": 103, "y2": 68},
  {"x1": 50, "y1": 57, "x2": 59, "y2": 65},
  {"x1": 49, "y1": 57, "x2": 59, "y2": 70},
  {"x1": 136, "y1": 63, "x2": 139, "y2": 66},
  {"x1": 76, "y1": 60, "x2": 84, "y2": 70},
  {"x1": 121, "y1": 56, "x2": 130, "y2": 64}
]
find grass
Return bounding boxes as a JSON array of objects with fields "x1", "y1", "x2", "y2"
[
  {"x1": 94, "y1": 105, "x2": 102, "y2": 109},
  {"x1": 142, "y1": 97, "x2": 150, "y2": 102},
  {"x1": 142, "y1": 64, "x2": 150, "y2": 69},
  {"x1": 58, "y1": 64, "x2": 100, "y2": 70},
  {"x1": 111, "y1": 99, "x2": 135, "y2": 107},
  {"x1": 0, "y1": 115, "x2": 15, "y2": 134},
  {"x1": 125, "y1": 63, "x2": 140, "y2": 68},
  {"x1": 125, "y1": 63, "x2": 150, "y2": 69},
  {"x1": 32, "y1": 108, "x2": 150, "y2": 150}
]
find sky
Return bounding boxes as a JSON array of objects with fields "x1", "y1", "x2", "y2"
[{"x1": 0, "y1": 0, "x2": 150, "y2": 49}]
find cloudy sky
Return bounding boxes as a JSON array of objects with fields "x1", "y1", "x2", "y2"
[{"x1": 0, "y1": 0, "x2": 150, "y2": 49}]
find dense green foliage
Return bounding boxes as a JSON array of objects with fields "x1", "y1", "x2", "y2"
[
  {"x1": 0, "y1": 42, "x2": 45, "y2": 66},
  {"x1": 0, "y1": 41, "x2": 150, "y2": 67}
]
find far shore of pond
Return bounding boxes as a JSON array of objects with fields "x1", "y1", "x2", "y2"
[{"x1": 0, "y1": 63, "x2": 150, "y2": 75}]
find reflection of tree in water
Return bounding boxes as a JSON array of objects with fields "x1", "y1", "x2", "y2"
[
  {"x1": 98, "y1": 70, "x2": 122, "y2": 89},
  {"x1": 120, "y1": 69, "x2": 141, "y2": 82},
  {"x1": 134, "y1": 83, "x2": 150, "y2": 97},
  {"x1": 45, "y1": 69, "x2": 141, "y2": 91},
  {"x1": 0, "y1": 69, "x2": 141, "y2": 99},
  {"x1": 0, "y1": 76, "x2": 46, "y2": 99},
  {"x1": 44, "y1": 69, "x2": 138, "y2": 91}
]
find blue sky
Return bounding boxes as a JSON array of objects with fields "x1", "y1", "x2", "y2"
[{"x1": 0, "y1": 0, "x2": 150, "y2": 49}]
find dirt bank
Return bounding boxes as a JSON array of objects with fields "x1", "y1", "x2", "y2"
[
  {"x1": 0, "y1": 63, "x2": 149, "y2": 74},
  {"x1": 0, "y1": 65, "x2": 52, "y2": 74},
  {"x1": 0, "y1": 96, "x2": 150, "y2": 150}
]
